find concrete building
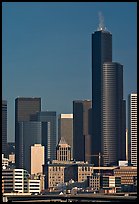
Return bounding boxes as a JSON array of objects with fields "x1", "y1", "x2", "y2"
[
  {"x1": 92, "y1": 27, "x2": 126, "y2": 166},
  {"x1": 100, "y1": 175, "x2": 121, "y2": 193},
  {"x1": 2, "y1": 168, "x2": 28, "y2": 193},
  {"x1": 2, "y1": 154, "x2": 9, "y2": 169},
  {"x1": 43, "y1": 160, "x2": 94, "y2": 189},
  {"x1": 2, "y1": 100, "x2": 7, "y2": 157},
  {"x1": 114, "y1": 166, "x2": 137, "y2": 185},
  {"x1": 28, "y1": 179, "x2": 41, "y2": 194},
  {"x1": 128, "y1": 93, "x2": 137, "y2": 166},
  {"x1": 58, "y1": 114, "x2": 73, "y2": 158},
  {"x1": 73, "y1": 100, "x2": 92, "y2": 163},
  {"x1": 87, "y1": 173, "x2": 100, "y2": 191},
  {"x1": 56, "y1": 137, "x2": 71, "y2": 161},
  {"x1": 15, "y1": 97, "x2": 41, "y2": 168},
  {"x1": 31, "y1": 144, "x2": 45, "y2": 175}
]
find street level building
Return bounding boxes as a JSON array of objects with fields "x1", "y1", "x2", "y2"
[{"x1": 2, "y1": 168, "x2": 28, "y2": 193}]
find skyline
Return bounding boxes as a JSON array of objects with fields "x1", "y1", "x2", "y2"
[{"x1": 2, "y1": 2, "x2": 137, "y2": 142}]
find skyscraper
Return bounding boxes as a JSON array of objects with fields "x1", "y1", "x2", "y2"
[
  {"x1": 18, "y1": 121, "x2": 45, "y2": 173},
  {"x1": 73, "y1": 100, "x2": 92, "y2": 163},
  {"x1": 2, "y1": 100, "x2": 7, "y2": 157},
  {"x1": 58, "y1": 114, "x2": 73, "y2": 158},
  {"x1": 128, "y1": 93, "x2": 137, "y2": 166},
  {"x1": 15, "y1": 97, "x2": 41, "y2": 168},
  {"x1": 32, "y1": 111, "x2": 57, "y2": 161},
  {"x1": 92, "y1": 28, "x2": 126, "y2": 166}
]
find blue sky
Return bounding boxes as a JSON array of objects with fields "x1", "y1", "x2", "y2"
[{"x1": 2, "y1": 2, "x2": 137, "y2": 142}]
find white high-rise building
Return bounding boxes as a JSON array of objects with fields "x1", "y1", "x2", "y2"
[{"x1": 128, "y1": 93, "x2": 137, "y2": 166}]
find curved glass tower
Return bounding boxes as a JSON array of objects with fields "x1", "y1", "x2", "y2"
[
  {"x1": 102, "y1": 62, "x2": 125, "y2": 165},
  {"x1": 92, "y1": 29, "x2": 126, "y2": 166}
]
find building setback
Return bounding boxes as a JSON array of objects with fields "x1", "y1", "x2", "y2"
[
  {"x1": 73, "y1": 100, "x2": 92, "y2": 163},
  {"x1": 128, "y1": 93, "x2": 137, "y2": 166},
  {"x1": 15, "y1": 97, "x2": 41, "y2": 168},
  {"x1": 92, "y1": 28, "x2": 126, "y2": 166},
  {"x1": 2, "y1": 100, "x2": 7, "y2": 157}
]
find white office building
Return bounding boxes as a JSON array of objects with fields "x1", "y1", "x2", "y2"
[
  {"x1": 128, "y1": 93, "x2": 137, "y2": 166},
  {"x1": 2, "y1": 168, "x2": 28, "y2": 193}
]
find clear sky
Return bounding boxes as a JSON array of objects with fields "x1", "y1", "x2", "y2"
[{"x1": 2, "y1": 2, "x2": 137, "y2": 142}]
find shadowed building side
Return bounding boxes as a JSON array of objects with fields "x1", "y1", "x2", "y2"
[{"x1": 73, "y1": 100, "x2": 92, "y2": 163}]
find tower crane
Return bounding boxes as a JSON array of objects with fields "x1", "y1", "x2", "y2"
[{"x1": 87, "y1": 152, "x2": 104, "y2": 175}]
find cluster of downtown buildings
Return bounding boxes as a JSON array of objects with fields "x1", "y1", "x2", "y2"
[{"x1": 2, "y1": 26, "x2": 137, "y2": 195}]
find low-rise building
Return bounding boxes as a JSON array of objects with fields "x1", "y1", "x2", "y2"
[
  {"x1": 114, "y1": 166, "x2": 137, "y2": 185},
  {"x1": 43, "y1": 160, "x2": 94, "y2": 189},
  {"x1": 2, "y1": 168, "x2": 28, "y2": 193},
  {"x1": 28, "y1": 179, "x2": 40, "y2": 194}
]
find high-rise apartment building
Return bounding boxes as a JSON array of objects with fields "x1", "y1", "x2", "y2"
[
  {"x1": 73, "y1": 100, "x2": 92, "y2": 163},
  {"x1": 15, "y1": 97, "x2": 41, "y2": 168},
  {"x1": 2, "y1": 100, "x2": 7, "y2": 157},
  {"x1": 31, "y1": 144, "x2": 45, "y2": 175},
  {"x1": 128, "y1": 93, "x2": 137, "y2": 166},
  {"x1": 58, "y1": 114, "x2": 73, "y2": 158},
  {"x1": 92, "y1": 28, "x2": 126, "y2": 166}
]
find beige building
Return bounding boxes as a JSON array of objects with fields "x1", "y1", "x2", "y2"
[
  {"x1": 9, "y1": 153, "x2": 15, "y2": 164},
  {"x1": 114, "y1": 166, "x2": 137, "y2": 185},
  {"x1": 56, "y1": 137, "x2": 71, "y2": 161},
  {"x1": 45, "y1": 160, "x2": 94, "y2": 189},
  {"x1": 31, "y1": 144, "x2": 45, "y2": 175}
]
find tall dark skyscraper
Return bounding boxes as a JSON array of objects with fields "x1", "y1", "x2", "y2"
[
  {"x1": 2, "y1": 100, "x2": 7, "y2": 157},
  {"x1": 92, "y1": 28, "x2": 126, "y2": 166},
  {"x1": 73, "y1": 100, "x2": 92, "y2": 163},
  {"x1": 18, "y1": 121, "x2": 44, "y2": 173},
  {"x1": 15, "y1": 97, "x2": 41, "y2": 168},
  {"x1": 31, "y1": 111, "x2": 57, "y2": 161}
]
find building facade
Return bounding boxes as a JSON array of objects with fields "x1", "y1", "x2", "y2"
[
  {"x1": 73, "y1": 100, "x2": 92, "y2": 163},
  {"x1": 102, "y1": 62, "x2": 126, "y2": 165},
  {"x1": 2, "y1": 100, "x2": 7, "y2": 157},
  {"x1": 18, "y1": 121, "x2": 45, "y2": 173},
  {"x1": 114, "y1": 166, "x2": 137, "y2": 185},
  {"x1": 56, "y1": 137, "x2": 71, "y2": 161},
  {"x1": 43, "y1": 161, "x2": 94, "y2": 189},
  {"x1": 92, "y1": 28, "x2": 126, "y2": 166},
  {"x1": 15, "y1": 97, "x2": 41, "y2": 168},
  {"x1": 128, "y1": 93, "x2": 137, "y2": 166},
  {"x1": 58, "y1": 114, "x2": 73, "y2": 158},
  {"x1": 2, "y1": 168, "x2": 28, "y2": 193},
  {"x1": 31, "y1": 144, "x2": 45, "y2": 175},
  {"x1": 32, "y1": 111, "x2": 57, "y2": 161}
]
